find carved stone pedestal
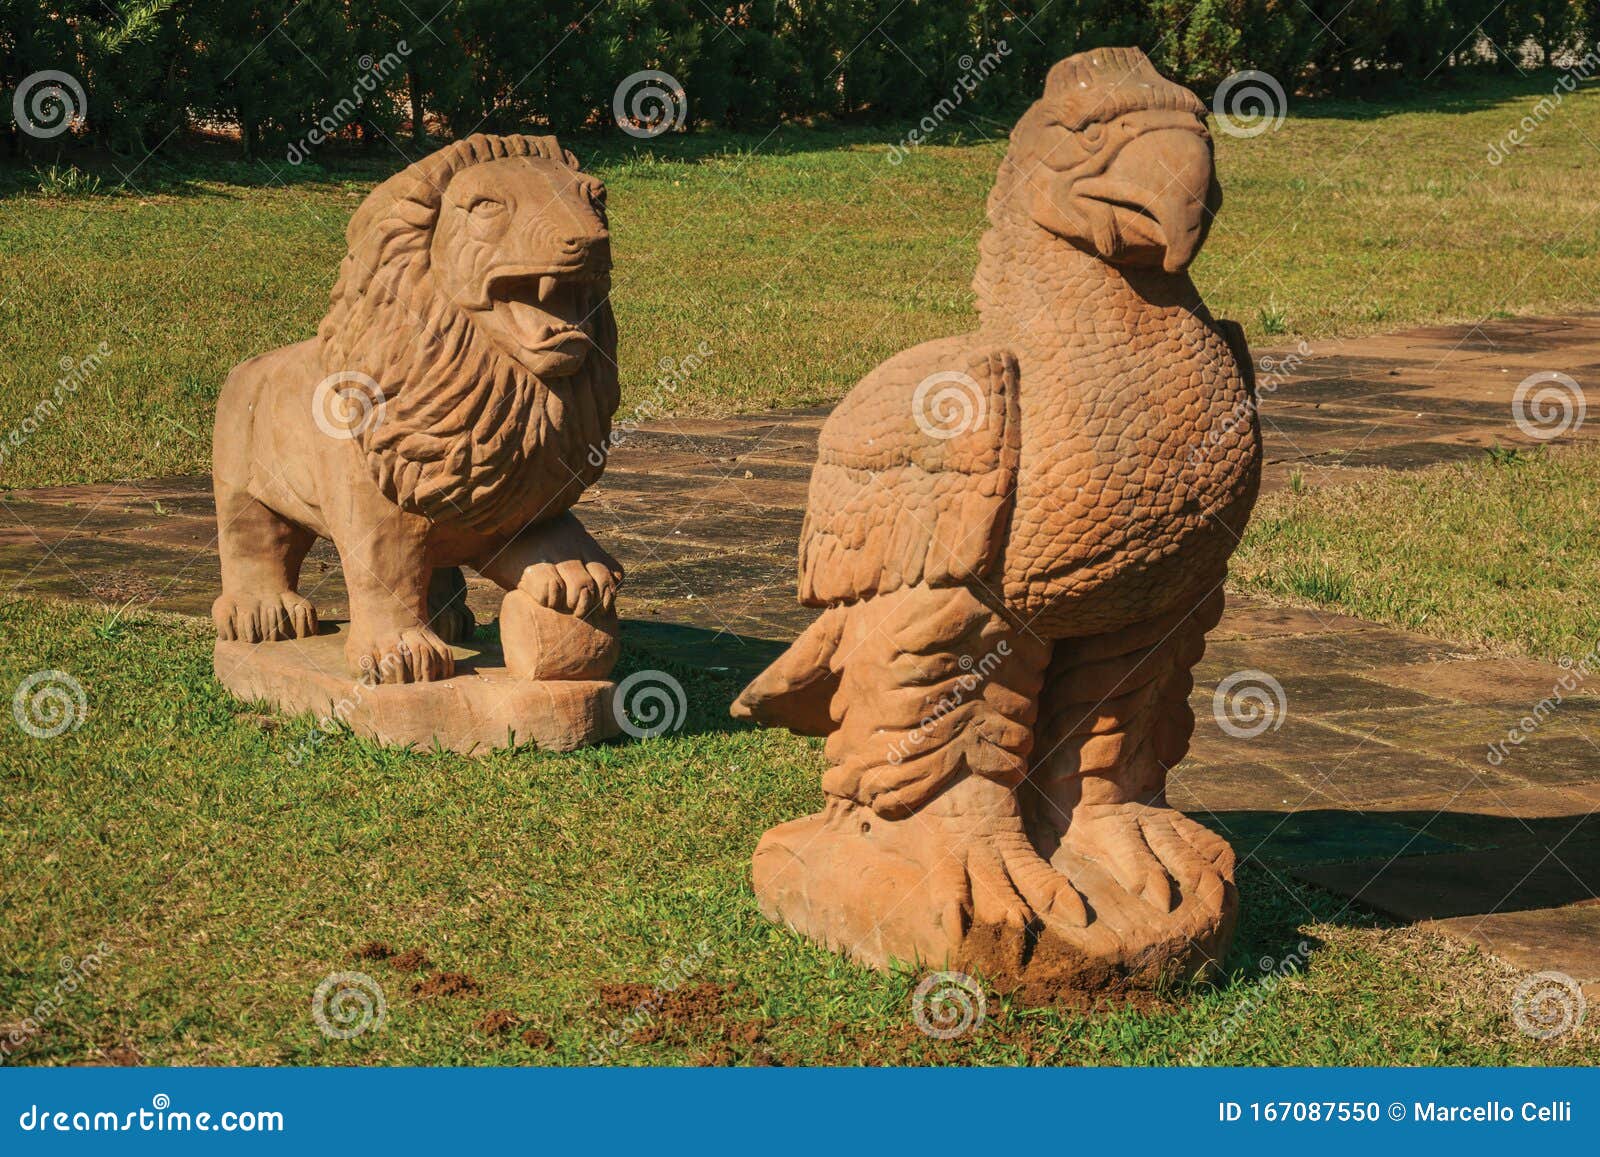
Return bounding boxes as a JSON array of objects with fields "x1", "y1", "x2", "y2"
[{"x1": 216, "y1": 621, "x2": 617, "y2": 754}]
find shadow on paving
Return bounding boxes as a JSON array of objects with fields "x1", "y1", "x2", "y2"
[{"x1": 1204, "y1": 805, "x2": 1600, "y2": 918}]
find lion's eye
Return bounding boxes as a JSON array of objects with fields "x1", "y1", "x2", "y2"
[{"x1": 468, "y1": 198, "x2": 506, "y2": 218}]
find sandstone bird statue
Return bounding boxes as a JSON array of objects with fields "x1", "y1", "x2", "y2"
[{"x1": 732, "y1": 48, "x2": 1261, "y2": 999}]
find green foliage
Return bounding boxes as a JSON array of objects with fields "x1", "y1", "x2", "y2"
[
  {"x1": 30, "y1": 162, "x2": 102, "y2": 196},
  {"x1": 2, "y1": 1, "x2": 1596, "y2": 159}
]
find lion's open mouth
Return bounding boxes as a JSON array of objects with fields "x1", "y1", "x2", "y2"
[{"x1": 485, "y1": 270, "x2": 606, "y2": 354}]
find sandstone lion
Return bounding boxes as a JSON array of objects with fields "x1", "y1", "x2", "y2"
[{"x1": 212, "y1": 134, "x2": 621, "y2": 684}]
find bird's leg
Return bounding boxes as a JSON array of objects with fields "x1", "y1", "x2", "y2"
[
  {"x1": 751, "y1": 584, "x2": 1117, "y2": 978},
  {"x1": 1022, "y1": 588, "x2": 1237, "y2": 966}
]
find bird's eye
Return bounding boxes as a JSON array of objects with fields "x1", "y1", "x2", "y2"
[{"x1": 1081, "y1": 123, "x2": 1107, "y2": 151}]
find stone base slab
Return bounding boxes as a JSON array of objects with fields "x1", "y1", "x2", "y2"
[
  {"x1": 753, "y1": 795, "x2": 1237, "y2": 1005},
  {"x1": 215, "y1": 622, "x2": 616, "y2": 753}
]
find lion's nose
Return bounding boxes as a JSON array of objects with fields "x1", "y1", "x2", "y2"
[
  {"x1": 563, "y1": 230, "x2": 611, "y2": 270},
  {"x1": 560, "y1": 226, "x2": 607, "y2": 252}
]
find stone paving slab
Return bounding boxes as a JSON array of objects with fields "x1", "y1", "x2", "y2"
[{"x1": 2, "y1": 313, "x2": 1598, "y2": 989}]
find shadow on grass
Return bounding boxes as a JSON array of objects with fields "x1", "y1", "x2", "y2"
[
  {"x1": 3, "y1": 68, "x2": 1584, "y2": 202},
  {"x1": 612, "y1": 617, "x2": 789, "y2": 740},
  {"x1": 1278, "y1": 69, "x2": 1600, "y2": 121},
  {"x1": 0, "y1": 122, "x2": 902, "y2": 201}
]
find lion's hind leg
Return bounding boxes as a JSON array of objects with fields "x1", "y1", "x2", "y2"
[
  {"x1": 211, "y1": 482, "x2": 319, "y2": 643},
  {"x1": 427, "y1": 566, "x2": 477, "y2": 644}
]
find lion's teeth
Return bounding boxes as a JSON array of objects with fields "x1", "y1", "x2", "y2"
[{"x1": 538, "y1": 276, "x2": 558, "y2": 303}]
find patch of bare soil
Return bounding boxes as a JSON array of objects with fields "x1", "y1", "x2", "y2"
[
  {"x1": 595, "y1": 980, "x2": 726, "y2": 1023},
  {"x1": 475, "y1": 1009, "x2": 519, "y2": 1036},
  {"x1": 389, "y1": 948, "x2": 432, "y2": 972},
  {"x1": 413, "y1": 971, "x2": 479, "y2": 999}
]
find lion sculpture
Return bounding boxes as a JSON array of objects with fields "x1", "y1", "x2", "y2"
[{"x1": 212, "y1": 134, "x2": 622, "y2": 688}]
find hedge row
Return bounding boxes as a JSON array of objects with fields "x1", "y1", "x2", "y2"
[{"x1": 4, "y1": 1, "x2": 1598, "y2": 158}]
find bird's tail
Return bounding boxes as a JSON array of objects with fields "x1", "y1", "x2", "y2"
[{"x1": 731, "y1": 605, "x2": 849, "y2": 737}]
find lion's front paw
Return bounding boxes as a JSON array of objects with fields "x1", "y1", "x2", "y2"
[
  {"x1": 346, "y1": 626, "x2": 456, "y2": 684},
  {"x1": 213, "y1": 591, "x2": 318, "y2": 642},
  {"x1": 517, "y1": 560, "x2": 620, "y2": 620}
]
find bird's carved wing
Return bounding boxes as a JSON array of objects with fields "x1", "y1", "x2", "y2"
[{"x1": 797, "y1": 338, "x2": 1020, "y2": 607}]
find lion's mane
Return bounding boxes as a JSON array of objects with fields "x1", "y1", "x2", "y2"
[{"x1": 318, "y1": 133, "x2": 619, "y2": 537}]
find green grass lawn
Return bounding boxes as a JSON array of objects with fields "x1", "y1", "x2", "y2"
[
  {"x1": 2, "y1": 597, "x2": 1593, "y2": 1066},
  {"x1": 5, "y1": 75, "x2": 1600, "y2": 1069},
  {"x1": 1235, "y1": 444, "x2": 1600, "y2": 663},
  {"x1": 4, "y1": 72, "x2": 1600, "y2": 490}
]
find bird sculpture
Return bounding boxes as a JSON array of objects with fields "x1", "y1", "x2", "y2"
[{"x1": 733, "y1": 48, "x2": 1261, "y2": 999}]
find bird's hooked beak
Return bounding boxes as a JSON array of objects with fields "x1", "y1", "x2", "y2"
[{"x1": 1038, "y1": 124, "x2": 1218, "y2": 273}]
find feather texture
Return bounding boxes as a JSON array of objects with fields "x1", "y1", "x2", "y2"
[{"x1": 797, "y1": 338, "x2": 1020, "y2": 607}]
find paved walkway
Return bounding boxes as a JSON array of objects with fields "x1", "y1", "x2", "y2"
[{"x1": 3, "y1": 313, "x2": 1598, "y2": 996}]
